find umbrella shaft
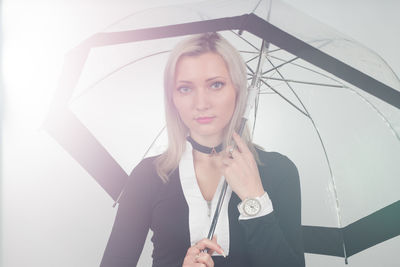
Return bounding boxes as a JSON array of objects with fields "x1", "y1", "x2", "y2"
[{"x1": 204, "y1": 118, "x2": 247, "y2": 252}]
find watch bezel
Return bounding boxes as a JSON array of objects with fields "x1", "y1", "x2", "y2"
[{"x1": 243, "y1": 197, "x2": 261, "y2": 216}]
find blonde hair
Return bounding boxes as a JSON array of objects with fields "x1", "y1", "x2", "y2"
[{"x1": 156, "y1": 32, "x2": 258, "y2": 182}]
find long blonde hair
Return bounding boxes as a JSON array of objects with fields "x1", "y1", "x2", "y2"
[{"x1": 156, "y1": 32, "x2": 258, "y2": 182}]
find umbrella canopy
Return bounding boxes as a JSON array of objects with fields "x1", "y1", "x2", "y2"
[{"x1": 44, "y1": 0, "x2": 400, "y2": 265}]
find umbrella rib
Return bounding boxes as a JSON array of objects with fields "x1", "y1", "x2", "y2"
[
  {"x1": 266, "y1": 57, "x2": 348, "y2": 259},
  {"x1": 262, "y1": 47, "x2": 281, "y2": 53},
  {"x1": 349, "y1": 90, "x2": 400, "y2": 142},
  {"x1": 269, "y1": 50, "x2": 400, "y2": 132},
  {"x1": 258, "y1": 38, "x2": 333, "y2": 56},
  {"x1": 258, "y1": 91, "x2": 277, "y2": 94},
  {"x1": 266, "y1": 55, "x2": 400, "y2": 142},
  {"x1": 252, "y1": 83, "x2": 261, "y2": 136},
  {"x1": 268, "y1": 54, "x2": 346, "y2": 87},
  {"x1": 250, "y1": 0, "x2": 264, "y2": 14},
  {"x1": 245, "y1": 54, "x2": 261, "y2": 64},
  {"x1": 262, "y1": 39, "x2": 334, "y2": 76},
  {"x1": 72, "y1": 50, "x2": 170, "y2": 101},
  {"x1": 230, "y1": 30, "x2": 260, "y2": 51},
  {"x1": 259, "y1": 79, "x2": 309, "y2": 118},
  {"x1": 238, "y1": 50, "x2": 259, "y2": 54},
  {"x1": 262, "y1": 56, "x2": 299, "y2": 75},
  {"x1": 250, "y1": 40, "x2": 270, "y2": 137},
  {"x1": 262, "y1": 76, "x2": 345, "y2": 88},
  {"x1": 246, "y1": 65, "x2": 255, "y2": 75},
  {"x1": 266, "y1": 57, "x2": 334, "y2": 178}
]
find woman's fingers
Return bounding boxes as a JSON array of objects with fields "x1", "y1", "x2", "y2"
[
  {"x1": 225, "y1": 146, "x2": 239, "y2": 160},
  {"x1": 222, "y1": 153, "x2": 234, "y2": 165},
  {"x1": 195, "y1": 252, "x2": 214, "y2": 267},
  {"x1": 232, "y1": 131, "x2": 251, "y2": 155},
  {"x1": 224, "y1": 132, "x2": 253, "y2": 164},
  {"x1": 182, "y1": 236, "x2": 222, "y2": 267},
  {"x1": 187, "y1": 246, "x2": 200, "y2": 256},
  {"x1": 194, "y1": 238, "x2": 225, "y2": 256},
  {"x1": 205, "y1": 235, "x2": 218, "y2": 255},
  {"x1": 193, "y1": 236, "x2": 220, "y2": 267},
  {"x1": 183, "y1": 259, "x2": 206, "y2": 267}
]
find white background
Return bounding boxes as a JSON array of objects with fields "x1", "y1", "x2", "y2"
[{"x1": 1, "y1": 0, "x2": 399, "y2": 266}]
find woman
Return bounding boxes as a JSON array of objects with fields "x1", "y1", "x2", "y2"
[{"x1": 101, "y1": 33, "x2": 305, "y2": 267}]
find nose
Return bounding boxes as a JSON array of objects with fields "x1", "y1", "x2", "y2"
[{"x1": 194, "y1": 88, "x2": 210, "y2": 111}]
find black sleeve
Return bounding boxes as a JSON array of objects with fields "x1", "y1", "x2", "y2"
[
  {"x1": 239, "y1": 153, "x2": 305, "y2": 267},
  {"x1": 100, "y1": 159, "x2": 155, "y2": 267}
]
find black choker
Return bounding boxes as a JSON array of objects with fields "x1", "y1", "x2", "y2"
[{"x1": 186, "y1": 136, "x2": 223, "y2": 155}]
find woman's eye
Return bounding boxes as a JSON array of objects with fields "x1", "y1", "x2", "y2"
[
  {"x1": 210, "y1": 81, "x2": 224, "y2": 90},
  {"x1": 177, "y1": 86, "x2": 192, "y2": 94}
]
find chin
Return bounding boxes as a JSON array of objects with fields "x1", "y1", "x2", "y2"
[{"x1": 191, "y1": 129, "x2": 225, "y2": 139}]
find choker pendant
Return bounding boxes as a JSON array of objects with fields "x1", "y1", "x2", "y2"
[{"x1": 210, "y1": 147, "x2": 217, "y2": 157}]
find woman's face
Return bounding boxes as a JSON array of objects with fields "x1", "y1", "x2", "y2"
[{"x1": 172, "y1": 52, "x2": 237, "y2": 145}]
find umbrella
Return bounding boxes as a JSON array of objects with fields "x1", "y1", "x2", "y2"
[{"x1": 43, "y1": 0, "x2": 400, "y2": 265}]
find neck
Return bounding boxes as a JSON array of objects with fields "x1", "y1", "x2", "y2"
[
  {"x1": 192, "y1": 147, "x2": 223, "y2": 166},
  {"x1": 189, "y1": 132, "x2": 223, "y2": 148}
]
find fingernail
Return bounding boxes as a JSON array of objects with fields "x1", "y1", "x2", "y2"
[{"x1": 220, "y1": 249, "x2": 226, "y2": 258}]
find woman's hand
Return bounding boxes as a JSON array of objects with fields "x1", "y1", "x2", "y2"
[
  {"x1": 222, "y1": 131, "x2": 265, "y2": 201},
  {"x1": 182, "y1": 236, "x2": 224, "y2": 267}
]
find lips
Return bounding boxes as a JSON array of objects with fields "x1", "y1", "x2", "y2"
[{"x1": 195, "y1": 116, "x2": 215, "y2": 124}]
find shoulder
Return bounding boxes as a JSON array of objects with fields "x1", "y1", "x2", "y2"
[
  {"x1": 132, "y1": 155, "x2": 158, "y2": 173},
  {"x1": 255, "y1": 147, "x2": 297, "y2": 172},
  {"x1": 125, "y1": 155, "x2": 165, "y2": 191},
  {"x1": 119, "y1": 155, "x2": 164, "y2": 203},
  {"x1": 254, "y1": 148, "x2": 302, "y2": 218},
  {"x1": 255, "y1": 147, "x2": 300, "y2": 189}
]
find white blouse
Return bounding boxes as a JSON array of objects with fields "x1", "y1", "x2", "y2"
[
  {"x1": 179, "y1": 141, "x2": 232, "y2": 256},
  {"x1": 179, "y1": 141, "x2": 273, "y2": 257}
]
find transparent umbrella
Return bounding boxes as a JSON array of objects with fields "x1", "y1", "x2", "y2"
[{"x1": 44, "y1": 0, "x2": 400, "y2": 265}]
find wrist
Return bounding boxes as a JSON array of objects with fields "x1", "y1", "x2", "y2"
[
  {"x1": 239, "y1": 187, "x2": 265, "y2": 201},
  {"x1": 237, "y1": 192, "x2": 272, "y2": 218}
]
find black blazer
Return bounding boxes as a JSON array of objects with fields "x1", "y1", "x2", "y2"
[{"x1": 101, "y1": 149, "x2": 305, "y2": 267}]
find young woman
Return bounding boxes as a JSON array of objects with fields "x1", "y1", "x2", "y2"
[{"x1": 101, "y1": 33, "x2": 305, "y2": 267}]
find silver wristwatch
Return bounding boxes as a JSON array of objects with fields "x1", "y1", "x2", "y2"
[{"x1": 237, "y1": 192, "x2": 269, "y2": 217}]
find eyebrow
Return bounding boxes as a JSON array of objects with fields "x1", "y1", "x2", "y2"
[
  {"x1": 177, "y1": 76, "x2": 226, "y2": 83},
  {"x1": 206, "y1": 76, "x2": 226, "y2": 82},
  {"x1": 176, "y1": 80, "x2": 193, "y2": 84}
]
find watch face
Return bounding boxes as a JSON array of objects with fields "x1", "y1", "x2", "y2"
[{"x1": 244, "y1": 198, "x2": 261, "y2": 216}]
